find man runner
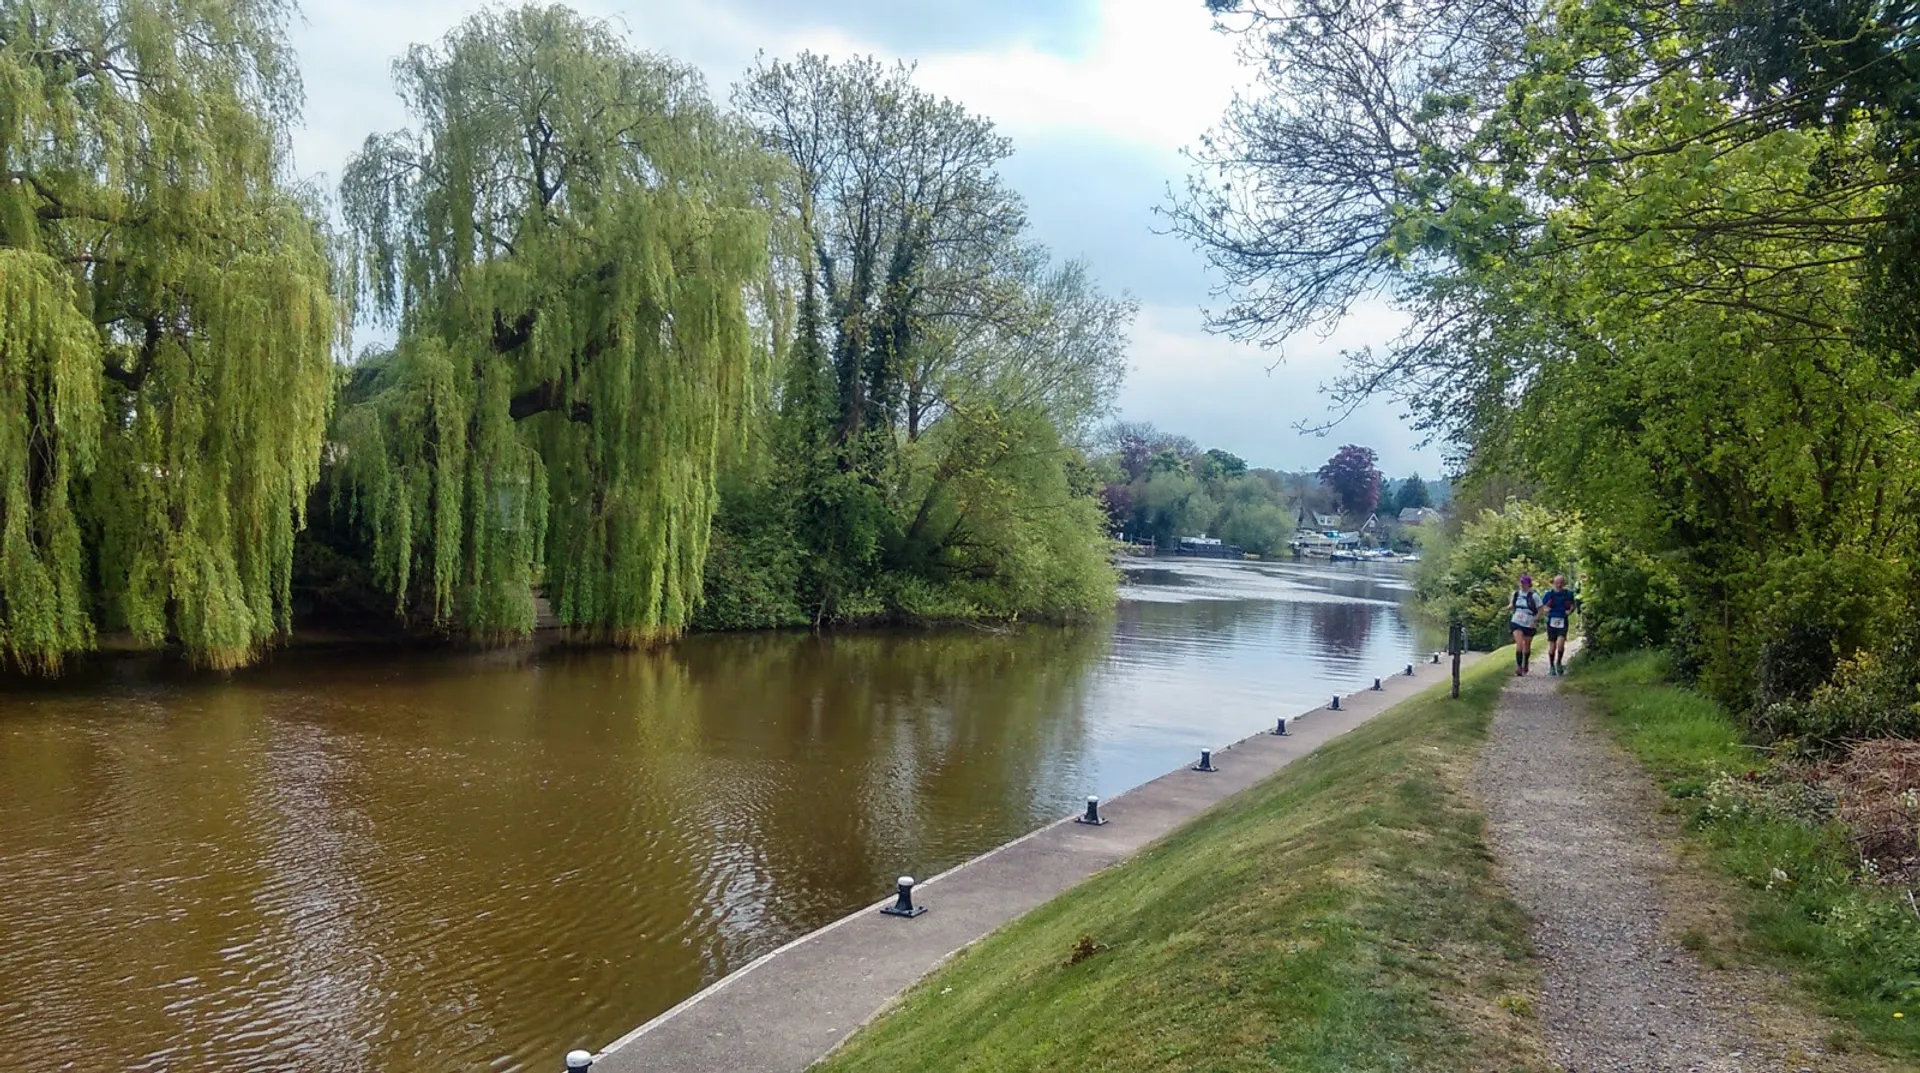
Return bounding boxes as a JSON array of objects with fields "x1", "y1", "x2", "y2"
[
  {"x1": 1541, "y1": 574, "x2": 1577, "y2": 675},
  {"x1": 1510, "y1": 574, "x2": 1540, "y2": 676}
]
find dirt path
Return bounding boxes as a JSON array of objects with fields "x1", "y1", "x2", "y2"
[{"x1": 1476, "y1": 669, "x2": 1855, "y2": 1073}]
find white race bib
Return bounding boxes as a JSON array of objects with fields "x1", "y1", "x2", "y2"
[
  {"x1": 1512, "y1": 607, "x2": 1537, "y2": 628},
  {"x1": 1549, "y1": 616, "x2": 1567, "y2": 629}
]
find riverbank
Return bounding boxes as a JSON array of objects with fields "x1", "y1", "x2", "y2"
[
  {"x1": 586, "y1": 653, "x2": 1517, "y2": 1073},
  {"x1": 800, "y1": 652, "x2": 1539, "y2": 1072},
  {"x1": 1567, "y1": 653, "x2": 1920, "y2": 1061},
  {"x1": 585, "y1": 653, "x2": 1485, "y2": 1071}
]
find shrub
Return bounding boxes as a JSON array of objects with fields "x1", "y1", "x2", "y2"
[
  {"x1": 1415, "y1": 501, "x2": 1580, "y2": 649},
  {"x1": 1756, "y1": 645, "x2": 1920, "y2": 751},
  {"x1": 1576, "y1": 531, "x2": 1682, "y2": 656}
]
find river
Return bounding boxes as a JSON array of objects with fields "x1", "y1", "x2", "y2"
[{"x1": 0, "y1": 558, "x2": 1436, "y2": 1072}]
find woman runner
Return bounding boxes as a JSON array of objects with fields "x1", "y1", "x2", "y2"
[{"x1": 1510, "y1": 574, "x2": 1540, "y2": 676}]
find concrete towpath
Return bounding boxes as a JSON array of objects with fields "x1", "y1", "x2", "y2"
[
  {"x1": 587, "y1": 654, "x2": 1481, "y2": 1073},
  {"x1": 1476, "y1": 666, "x2": 1863, "y2": 1072}
]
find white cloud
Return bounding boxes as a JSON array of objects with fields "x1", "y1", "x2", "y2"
[
  {"x1": 1117, "y1": 303, "x2": 1438, "y2": 474},
  {"x1": 910, "y1": 0, "x2": 1241, "y2": 150},
  {"x1": 283, "y1": 1, "x2": 1443, "y2": 474}
]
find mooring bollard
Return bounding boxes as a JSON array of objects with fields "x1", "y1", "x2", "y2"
[
  {"x1": 1076, "y1": 795, "x2": 1108, "y2": 826},
  {"x1": 1329, "y1": 694, "x2": 1341, "y2": 711},
  {"x1": 1273, "y1": 716, "x2": 1289, "y2": 736},
  {"x1": 881, "y1": 876, "x2": 926, "y2": 917},
  {"x1": 1372, "y1": 677, "x2": 1383, "y2": 691},
  {"x1": 1193, "y1": 749, "x2": 1218, "y2": 773},
  {"x1": 1405, "y1": 663, "x2": 1415, "y2": 676},
  {"x1": 1430, "y1": 652, "x2": 1441, "y2": 664},
  {"x1": 565, "y1": 1050, "x2": 593, "y2": 1072}
]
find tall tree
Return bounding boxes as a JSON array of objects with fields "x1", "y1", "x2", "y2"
[
  {"x1": 1318, "y1": 445, "x2": 1382, "y2": 516},
  {"x1": 1180, "y1": 0, "x2": 1920, "y2": 698},
  {"x1": 735, "y1": 53, "x2": 1116, "y2": 622},
  {"x1": 1397, "y1": 473, "x2": 1432, "y2": 511},
  {"x1": 1200, "y1": 448, "x2": 1248, "y2": 482},
  {"x1": 336, "y1": 5, "x2": 772, "y2": 644},
  {"x1": 1, "y1": 0, "x2": 336, "y2": 671}
]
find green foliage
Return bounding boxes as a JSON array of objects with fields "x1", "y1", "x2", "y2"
[
  {"x1": 1391, "y1": 473, "x2": 1432, "y2": 513},
  {"x1": 1130, "y1": 466, "x2": 1213, "y2": 548},
  {"x1": 699, "y1": 53, "x2": 1128, "y2": 630},
  {"x1": 1198, "y1": 448, "x2": 1246, "y2": 482},
  {"x1": 1097, "y1": 432, "x2": 1295, "y2": 554},
  {"x1": 0, "y1": 251, "x2": 99, "y2": 670},
  {"x1": 1416, "y1": 502, "x2": 1579, "y2": 648},
  {"x1": 1756, "y1": 645, "x2": 1920, "y2": 751},
  {"x1": 1, "y1": 0, "x2": 337, "y2": 670},
  {"x1": 1179, "y1": 0, "x2": 1920, "y2": 712},
  {"x1": 1574, "y1": 653, "x2": 1920, "y2": 1055},
  {"x1": 335, "y1": 5, "x2": 771, "y2": 645},
  {"x1": 1575, "y1": 530, "x2": 1682, "y2": 657},
  {"x1": 1212, "y1": 475, "x2": 1295, "y2": 555}
]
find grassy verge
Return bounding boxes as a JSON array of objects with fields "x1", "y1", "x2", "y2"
[
  {"x1": 816, "y1": 655, "x2": 1550, "y2": 1073},
  {"x1": 1568, "y1": 651, "x2": 1920, "y2": 1058}
]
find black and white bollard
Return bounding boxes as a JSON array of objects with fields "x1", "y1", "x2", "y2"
[
  {"x1": 1273, "y1": 716, "x2": 1289, "y2": 736},
  {"x1": 881, "y1": 876, "x2": 926, "y2": 918},
  {"x1": 1076, "y1": 795, "x2": 1108, "y2": 826},
  {"x1": 1329, "y1": 694, "x2": 1341, "y2": 711},
  {"x1": 1430, "y1": 652, "x2": 1441, "y2": 664},
  {"x1": 1372, "y1": 677, "x2": 1383, "y2": 691},
  {"x1": 1193, "y1": 749, "x2": 1218, "y2": 773},
  {"x1": 1405, "y1": 663, "x2": 1415, "y2": 676},
  {"x1": 565, "y1": 1050, "x2": 593, "y2": 1072}
]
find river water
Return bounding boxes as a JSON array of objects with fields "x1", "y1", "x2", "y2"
[{"x1": 0, "y1": 558, "x2": 1434, "y2": 1072}]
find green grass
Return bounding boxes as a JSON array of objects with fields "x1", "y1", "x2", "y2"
[
  {"x1": 816, "y1": 655, "x2": 1551, "y2": 1073},
  {"x1": 1569, "y1": 651, "x2": 1920, "y2": 1058}
]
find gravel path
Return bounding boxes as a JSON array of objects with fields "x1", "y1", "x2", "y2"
[{"x1": 1476, "y1": 669, "x2": 1833, "y2": 1072}]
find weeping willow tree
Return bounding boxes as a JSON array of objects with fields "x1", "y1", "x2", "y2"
[
  {"x1": 0, "y1": 0, "x2": 336, "y2": 672},
  {"x1": 337, "y1": 5, "x2": 772, "y2": 645}
]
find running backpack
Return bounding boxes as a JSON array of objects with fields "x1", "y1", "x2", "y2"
[{"x1": 1511, "y1": 590, "x2": 1539, "y2": 628}]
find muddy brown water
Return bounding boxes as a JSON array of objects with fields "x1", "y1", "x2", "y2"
[{"x1": 0, "y1": 559, "x2": 1435, "y2": 1072}]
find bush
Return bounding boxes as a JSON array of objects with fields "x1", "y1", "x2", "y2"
[
  {"x1": 1415, "y1": 501, "x2": 1580, "y2": 649},
  {"x1": 1576, "y1": 531, "x2": 1682, "y2": 656},
  {"x1": 1755, "y1": 644, "x2": 1920, "y2": 751},
  {"x1": 1732, "y1": 550, "x2": 1904, "y2": 717}
]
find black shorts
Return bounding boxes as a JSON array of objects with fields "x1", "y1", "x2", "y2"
[
  {"x1": 1512, "y1": 624, "x2": 1537, "y2": 638},
  {"x1": 1546, "y1": 625, "x2": 1568, "y2": 641}
]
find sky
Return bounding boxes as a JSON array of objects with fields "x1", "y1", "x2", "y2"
[{"x1": 283, "y1": 0, "x2": 1443, "y2": 478}]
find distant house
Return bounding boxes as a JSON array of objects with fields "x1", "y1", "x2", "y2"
[
  {"x1": 1399, "y1": 507, "x2": 1442, "y2": 526},
  {"x1": 1312, "y1": 512, "x2": 1342, "y2": 530}
]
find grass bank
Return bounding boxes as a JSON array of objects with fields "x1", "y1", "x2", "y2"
[
  {"x1": 816, "y1": 655, "x2": 1550, "y2": 1073},
  {"x1": 1568, "y1": 652, "x2": 1920, "y2": 1058}
]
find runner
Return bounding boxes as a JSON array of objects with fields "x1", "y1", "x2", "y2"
[
  {"x1": 1510, "y1": 574, "x2": 1540, "y2": 676},
  {"x1": 1542, "y1": 574, "x2": 1577, "y2": 675}
]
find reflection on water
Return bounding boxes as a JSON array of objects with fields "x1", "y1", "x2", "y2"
[{"x1": 0, "y1": 559, "x2": 1434, "y2": 1072}]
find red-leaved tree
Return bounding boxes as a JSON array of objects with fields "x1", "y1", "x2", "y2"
[{"x1": 1317, "y1": 444, "x2": 1382, "y2": 516}]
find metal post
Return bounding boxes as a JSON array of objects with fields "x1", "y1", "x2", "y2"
[
  {"x1": 1193, "y1": 749, "x2": 1218, "y2": 772},
  {"x1": 1372, "y1": 677, "x2": 1382, "y2": 691},
  {"x1": 1076, "y1": 795, "x2": 1108, "y2": 826},
  {"x1": 1448, "y1": 622, "x2": 1465, "y2": 699},
  {"x1": 881, "y1": 876, "x2": 926, "y2": 918},
  {"x1": 1273, "y1": 716, "x2": 1289, "y2": 736},
  {"x1": 565, "y1": 1050, "x2": 593, "y2": 1072},
  {"x1": 1329, "y1": 694, "x2": 1341, "y2": 711}
]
